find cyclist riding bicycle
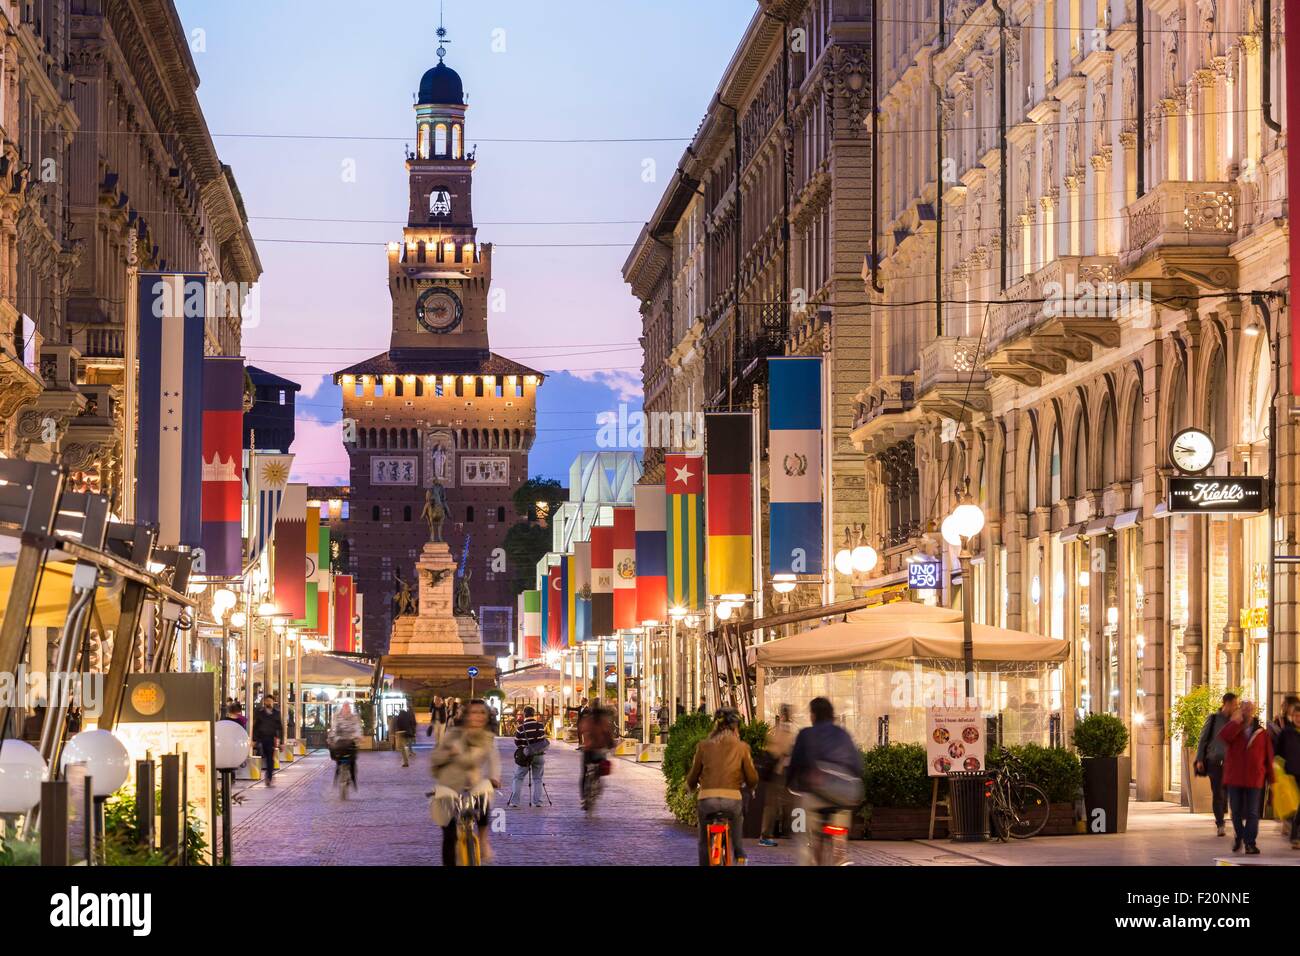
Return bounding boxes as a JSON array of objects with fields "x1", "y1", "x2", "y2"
[
  {"x1": 430, "y1": 699, "x2": 501, "y2": 865},
  {"x1": 685, "y1": 709, "x2": 758, "y2": 866},
  {"x1": 327, "y1": 702, "x2": 363, "y2": 790},
  {"x1": 577, "y1": 703, "x2": 615, "y2": 798},
  {"x1": 786, "y1": 697, "x2": 863, "y2": 865}
]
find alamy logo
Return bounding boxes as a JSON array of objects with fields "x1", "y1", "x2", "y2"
[{"x1": 49, "y1": 887, "x2": 152, "y2": 936}]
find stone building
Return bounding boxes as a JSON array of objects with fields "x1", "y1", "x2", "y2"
[
  {"x1": 625, "y1": 0, "x2": 874, "y2": 621},
  {"x1": 330, "y1": 40, "x2": 542, "y2": 657},
  {"x1": 857, "y1": 0, "x2": 1293, "y2": 800}
]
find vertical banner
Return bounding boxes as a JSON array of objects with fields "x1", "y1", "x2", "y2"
[
  {"x1": 612, "y1": 506, "x2": 637, "y2": 630},
  {"x1": 665, "y1": 453, "x2": 705, "y2": 610},
  {"x1": 574, "y1": 539, "x2": 593, "y2": 643},
  {"x1": 768, "y1": 357, "x2": 824, "y2": 576},
  {"x1": 635, "y1": 484, "x2": 668, "y2": 623},
  {"x1": 563, "y1": 553, "x2": 575, "y2": 647},
  {"x1": 590, "y1": 524, "x2": 615, "y2": 637},
  {"x1": 299, "y1": 506, "x2": 320, "y2": 631},
  {"x1": 249, "y1": 453, "x2": 294, "y2": 566},
  {"x1": 354, "y1": 592, "x2": 364, "y2": 652},
  {"x1": 137, "y1": 274, "x2": 206, "y2": 548},
  {"x1": 547, "y1": 562, "x2": 563, "y2": 649},
  {"x1": 317, "y1": 519, "x2": 331, "y2": 636},
  {"x1": 704, "y1": 412, "x2": 753, "y2": 596},
  {"x1": 273, "y1": 483, "x2": 308, "y2": 619},
  {"x1": 333, "y1": 575, "x2": 354, "y2": 652},
  {"x1": 522, "y1": 589, "x2": 541, "y2": 659},
  {"x1": 200, "y1": 356, "x2": 244, "y2": 576}
]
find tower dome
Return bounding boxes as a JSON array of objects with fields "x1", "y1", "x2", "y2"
[{"x1": 417, "y1": 61, "x2": 464, "y2": 106}]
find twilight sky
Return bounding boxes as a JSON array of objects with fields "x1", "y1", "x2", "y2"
[{"x1": 174, "y1": 0, "x2": 756, "y2": 484}]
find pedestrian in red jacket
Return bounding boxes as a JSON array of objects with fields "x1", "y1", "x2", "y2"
[{"x1": 1218, "y1": 700, "x2": 1275, "y2": 855}]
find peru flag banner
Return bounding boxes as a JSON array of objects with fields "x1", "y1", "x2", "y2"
[
  {"x1": 665, "y1": 454, "x2": 705, "y2": 610},
  {"x1": 332, "y1": 575, "x2": 354, "y2": 652},
  {"x1": 137, "y1": 273, "x2": 205, "y2": 548},
  {"x1": 590, "y1": 524, "x2": 615, "y2": 638},
  {"x1": 522, "y1": 589, "x2": 542, "y2": 659},
  {"x1": 612, "y1": 506, "x2": 637, "y2": 630},
  {"x1": 200, "y1": 356, "x2": 244, "y2": 576},
  {"x1": 574, "y1": 539, "x2": 593, "y2": 643},
  {"x1": 768, "y1": 357, "x2": 823, "y2": 576},
  {"x1": 547, "y1": 562, "x2": 563, "y2": 649},
  {"x1": 634, "y1": 484, "x2": 667, "y2": 624},
  {"x1": 273, "y1": 483, "x2": 308, "y2": 619},
  {"x1": 704, "y1": 412, "x2": 753, "y2": 597}
]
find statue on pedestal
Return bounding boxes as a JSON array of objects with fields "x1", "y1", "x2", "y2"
[
  {"x1": 421, "y1": 481, "x2": 447, "y2": 543},
  {"x1": 393, "y1": 569, "x2": 416, "y2": 617},
  {"x1": 454, "y1": 568, "x2": 472, "y2": 617}
]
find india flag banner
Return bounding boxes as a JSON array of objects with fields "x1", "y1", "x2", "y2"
[
  {"x1": 199, "y1": 356, "x2": 244, "y2": 576},
  {"x1": 768, "y1": 357, "x2": 824, "y2": 576},
  {"x1": 634, "y1": 485, "x2": 667, "y2": 624},
  {"x1": 299, "y1": 506, "x2": 320, "y2": 631},
  {"x1": 590, "y1": 524, "x2": 614, "y2": 638},
  {"x1": 522, "y1": 590, "x2": 541, "y2": 659},
  {"x1": 574, "y1": 539, "x2": 593, "y2": 643},
  {"x1": 547, "y1": 562, "x2": 563, "y2": 649},
  {"x1": 137, "y1": 274, "x2": 206, "y2": 549},
  {"x1": 273, "y1": 483, "x2": 308, "y2": 619},
  {"x1": 704, "y1": 412, "x2": 753, "y2": 597},
  {"x1": 612, "y1": 506, "x2": 637, "y2": 630},
  {"x1": 249, "y1": 453, "x2": 294, "y2": 566},
  {"x1": 665, "y1": 454, "x2": 705, "y2": 610}
]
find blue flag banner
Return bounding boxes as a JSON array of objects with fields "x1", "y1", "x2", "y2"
[
  {"x1": 768, "y1": 356, "x2": 823, "y2": 576},
  {"x1": 137, "y1": 274, "x2": 206, "y2": 548}
]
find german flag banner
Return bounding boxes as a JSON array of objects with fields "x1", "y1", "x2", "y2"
[
  {"x1": 704, "y1": 412, "x2": 753, "y2": 597},
  {"x1": 665, "y1": 453, "x2": 705, "y2": 610}
]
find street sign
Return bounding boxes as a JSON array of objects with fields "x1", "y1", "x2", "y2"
[
  {"x1": 908, "y1": 558, "x2": 942, "y2": 590},
  {"x1": 467, "y1": 666, "x2": 479, "y2": 678},
  {"x1": 1167, "y1": 476, "x2": 1269, "y2": 514}
]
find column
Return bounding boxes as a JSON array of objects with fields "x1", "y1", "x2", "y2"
[
  {"x1": 1138, "y1": 339, "x2": 1167, "y2": 800},
  {"x1": 1223, "y1": 516, "x2": 1244, "y2": 687}
]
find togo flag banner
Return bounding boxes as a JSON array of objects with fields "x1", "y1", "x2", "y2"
[
  {"x1": 704, "y1": 412, "x2": 753, "y2": 597},
  {"x1": 574, "y1": 539, "x2": 593, "y2": 643},
  {"x1": 612, "y1": 506, "x2": 637, "y2": 630},
  {"x1": 273, "y1": 483, "x2": 308, "y2": 619},
  {"x1": 665, "y1": 453, "x2": 705, "y2": 610},
  {"x1": 137, "y1": 274, "x2": 206, "y2": 549},
  {"x1": 768, "y1": 357, "x2": 823, "y2": 575},
  {"x1": 634, "y1": 484, "x2": 667, "y2": 624},
  {"x1": 200, "y1": 356, "x2": 245, "y2": 575},
  {"x1": 590, "y1": 524, "x2": 614, "y2": 638},
  {"x1": 522, "y1": 589, "x2": 541, "y2": 659}
]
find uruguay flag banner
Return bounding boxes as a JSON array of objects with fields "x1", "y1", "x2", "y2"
[
  {"x1": 137, "y1": 274, "x2": 206, "y2": 548},
  {"x1": 634, "y1": 484, "x2": 667, "y2": 624},
  {"x1": 249, "y1": 452, "x2": 294, "y2": 566},
  {"x1": 768, "y1": 357, "x2": 823, "y2": 576},
  {"x1": 200, "y1": 356, "x2": 244, "y2": 575}
]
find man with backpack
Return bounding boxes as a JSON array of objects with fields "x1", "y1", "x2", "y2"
[
  {"x1": 1194, "y1": 692, "x2": 1238, "y2": 837},
  {"x1": 507, "y1": 705, "x2": 549, "y2": 808},
  {"x1": 786, "y1": 697, "x2": 863, "y2": 865}
]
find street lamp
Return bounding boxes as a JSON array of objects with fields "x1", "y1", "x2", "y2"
[
  {"x1": 61, "y1": 729, "x2": 130, "y2": 863},
  {"x1": 772, "y1": 574, "x2": 797, "y2": 594},
  {"x1": 943, "y1": 492, "x2": 986, "y2": 702},
  {"x1": 213, "y1": 720, "x2": 248, "y2": 865}
]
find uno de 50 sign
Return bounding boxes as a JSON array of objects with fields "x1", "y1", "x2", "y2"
[{"x1": 1167, "y1": 477, "x2": 1269, "y2": 514}]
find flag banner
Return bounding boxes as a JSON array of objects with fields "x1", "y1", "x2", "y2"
[
  {"x1": 298, "y1": 506, "x2": 320, "y2": 630},
  {"x1": 635, "y1": 484, "x2": 668, "y2": 624},
  {"x1": 590, "y1": 524, "x2": 614, "y2": 637},
  {"x1": 333, "y1": 575, "x2": 354, "y2": 652},
  {"x1": 522, "y1": 589, "x2": 541, "y2": 659},
  {"x1": 250, "y1": 453, "x2": 293, "y2": 566},
  {"x1": 317, "y1": 522, "x2": 331, "y2": 594},
  {"x1": 547, "y1": 562, "x2": 563, "y2": 649},
  {"x1": 200, "y1": 356, "x2": 244, "y2": 576},
  {"x1": 354, "y1": 592, "x2": 364, "y2": 652},
  {"x1": 273, "y1": 483, "x2": 308, "y2": 619},
  {"x1": 574, "y1": 539, "x2": 593, "y2": 643},
  {"x1": 768, "y1": 357, "x2": 824, "y2": 576},
  {"x1": 318, "y1": 587, "x2": 332, "y2": 645},
  {"x1": 704, "y1": 412, "x2": 753, "y2": 597},
  {"x1": 564, "y1": 553, "x2": 576, "y2": 647},
  {"x1": 540, "y1": 564, "x2": 550, "y2": 648},
  {"x1": 665, "y1": 453, "x2": 705, "y2": 610},
  {"x1": 612, "y1": 505, "x2": 637, "y2": 630},
  {"x1": 137, "y1": 274, "x2": 206, "y2": 548}
]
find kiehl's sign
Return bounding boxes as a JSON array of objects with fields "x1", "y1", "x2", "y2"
[{"x1": 1167, "y1": 477, "x2": 1269, "y2": 514}]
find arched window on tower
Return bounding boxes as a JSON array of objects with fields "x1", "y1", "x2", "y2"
[
  {"x1": 452, "y1": 124, "x2": 462, "y2": 159},
  {"x1": 435, "y1": 123, "x2": 448, "y2": 156},
  {"x1": 417, "y1": 123, "x2": 430, "y2": 158}
]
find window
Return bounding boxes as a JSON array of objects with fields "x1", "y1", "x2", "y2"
[
  {"x1": 496, "y1": 506, "x2": 505, "y2": 522},
  {"x1": 495, "y1": 381, "x2": 504, "y2": 398},
  {"x1": 516, "y1": 383, "x2": 524, "y2": 398},
  {"x1": 341, "y1": 502, "x2": 350, "y2": 520},
  {"x1": 375, "y1": 380, "x2": 385, "y2": 397},
  {"x1": 474, "y1": 378, "x2": 484, "y2": 398},
  {"x1": 435, "y1": 123, "x2": 448, "y2": 156},
  {"x1": 1026, "y1": 432, "x2": 1039, "y2": 512},
  {"x1": 404, "y1": 505, "x2": 412, "y2": 521},
  {"x1": 394, "y1": 378, "x2": 403, "y2": 397},
  {"x1": 372, "y1": 506, "x2": 380, "y2": 521},
  {"x1": 466, "y1": 506, "x2": 475, "y2": 522},
  {"x1": 1073, "y1": 419, "x2": 1087, "y2": 499},
  {"x1": 415, "y1": 379, "x2": 423, "y2": 397},
  {"x1": 452, "y1": 124, "x2": 462, "y2": 159},
  {"x1": 435, "y1": 379, "x2": 444, "y2": 397},
  {"x1": 1049, "y1": 427, "x2": 1062, "y2": 503},
  {"x1": 455, "y1": 378, "x2": 464, "y2": 397},
  {"x1": 278, "y1": 389, "x2": 286, "y2": 406}
]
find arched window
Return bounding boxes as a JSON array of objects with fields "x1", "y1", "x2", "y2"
[
  {"x1": 452, "y1": 124, "x2": 462, "y2": 159},
  {"x1": 1129, "y1": 392, "x2": 1143, "y2": 482},
  {"x1": 417, "y1": 123, "x2": 430, "y2": 158},
  {"x1": 435, "y1": 123, "x2": 448, "y2": 156},
  {"x1": 380, "y1": 429, "x2": 388, "y2": 448},
  {"x1": 1100, "y1": 400, "x2": 1117, "y2": 487},
  {"x1": 1049, "y1": 427, "x2": 1062, "y2": 503},
  {"x1": 1072, "y1": 417, "x2": 1088, "y2": 499},
  {"x1": 415, "y1": 379, "x2": 424, "y2": 397},
  {"x1": 1207, "y1": 348, "x2": 1228, "y2": 451},
  {"x1": 1026, "y1": 430, "x2": 1039, "y2": 512},
  {"x1": 394, "y1": 378, "x2": 403, "y2": 397}
]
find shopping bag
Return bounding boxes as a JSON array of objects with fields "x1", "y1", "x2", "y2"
[{"x1": 1272, "y1": 757, "x2": 1299, "y2": 820}]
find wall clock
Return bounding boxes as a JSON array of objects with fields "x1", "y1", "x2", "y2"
[{"x1": 1169, "y1": 427, "x2": 1215, "y2": 474}]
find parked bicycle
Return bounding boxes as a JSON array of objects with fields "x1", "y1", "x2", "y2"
[{"x1": 986, "y1": 748, "x2": 1050, "y2": 840}]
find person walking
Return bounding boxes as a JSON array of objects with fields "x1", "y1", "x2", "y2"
[
  {"x1": 428, "y1": 696, "x2": 447, "y2": 743},
  {"x1": 685, "y1": 709, "x2": 758, "y2": 865},
  {"x1": 786, "y1": 697, "x2": 864, "y2": 865},
  {"x1": 392, "y1": 705, "x2": 417, "y2": 767},
  {"x1": 1194, "y1": 691, "x2": 1238, "y2": 836},
  {"x1": 757, "y1": 704, "x2": 797, "y2": 847},
  {"x1": 1270, "y1": 695, "x2": 1300, "y2": 746},
  {"x1": 1218, "y1": 699, "x2": 1275, "y2": 855},
  {"x1": 507, "y1": 706, "x2": 549, "y2": 808},
  {"x1": 252, "y1": 694, "x2": 283, "y2": 787},
  {"x1": 1274, "y1": 702, "x2": 1300, "y2": 850}
]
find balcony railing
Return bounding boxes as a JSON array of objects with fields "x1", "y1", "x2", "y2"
[
  {"x1": 1122, "y1": 179, "x2": 1239, "y2": 269},
  {"x1": 918, "y1": 336, "x2": 986, "y2": 396},
  {"x1": 79, "y1": 326, "x2": 125, "y2": 360},
  {"x1": 704, "y1": 302, "x2": 790, "y2": 407},
  {"x1": 986, "y1": 255, "x2": 1122, "y2": 355}
]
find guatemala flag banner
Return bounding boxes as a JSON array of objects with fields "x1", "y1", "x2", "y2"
[{"x1": 768, "y1": 357, "x2": 823, "y2": 576}]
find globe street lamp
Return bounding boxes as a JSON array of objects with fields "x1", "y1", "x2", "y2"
[
  {"x1": 944, "y1": 494, "x2": 986, "y2": 701},
  {"x1": 61, "y1": 729, "x2": 130, "y2": 863},
  {"x1": 0, "y1": 740, "x2": 46, "y2": 841},
  {"x1": 213, "y1": 719, "x2": 249, "y2": 865}
]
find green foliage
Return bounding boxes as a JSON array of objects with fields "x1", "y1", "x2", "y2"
[
  {"x1": 1071, "y1": 712, "x2": 1130, "y2": 758},
  {"x1": 987, "y1": 744, "x2": 1082, "y2": 803},
  {"x1": 511, "y1": 478, "x2": 566, "y2": 521},
  {"x1": 660, "y1": 711, "x2": 768, "y2": 824},
  {"x1": 102, "y1": 785, "x2": 209, "y2": 865},
  {"x1": 1171, "y1": 685, "x2": 1235, "y2": 747},
  {"x1": 861, "y1": 743, "x2": 931, "y2": 809},
  {"x1": 665, "y1": 778, "x2": 699, "y2": 827},
  {"x1": 504, "y1": 521, "x2": 552, "y2": 597},
  {"x1": 357, "y1": 699, "x2": 375, "y2": 736},
  {"x1": 0, "y1": 833, "x2": 40, "y2": 866}
]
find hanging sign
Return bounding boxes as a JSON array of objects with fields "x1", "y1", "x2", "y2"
[
  {"x1": 908, "y1": 558, "x2": 943, "y2": 590},
  {"x1": 1167, "y1": 477, "x2": 1268, "y2": 514}
]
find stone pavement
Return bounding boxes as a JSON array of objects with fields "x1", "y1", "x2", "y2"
[{"x1": 229, "y1": 738, "x2": 978, "y2": 866}]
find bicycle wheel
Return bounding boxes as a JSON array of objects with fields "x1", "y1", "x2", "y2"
[
  {"x1": 1005, "y1": 782, "x2": 1051, "y2": 838},
  {"x1": 457, "y1": 821, "x2": 481, "y2": 866},
  {"x1": 708, "y1": 823, "x2": 730, "y2": 866}
]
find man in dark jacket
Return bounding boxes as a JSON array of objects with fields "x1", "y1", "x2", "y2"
[
  {"x1": 507, "y1": 706, "x2": 549, "y2": 808},
  {"x1": 1195, "y1": 691, "x2": 1238, "y2": 836},
  {"x1": 1274, "y1": 702, "x2": 1300, "y2": 848},
  {"x1": 786, "y1": 697, "x2": 863, "y2": 865},
  {"x1": 252, "y1": 694, "x2": 283, "y2": 787},
  {"x1": 392, "y1": 706, "x2": 417, "y2": 767}
]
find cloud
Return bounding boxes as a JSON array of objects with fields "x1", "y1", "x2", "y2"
[
  {"x1": 288, "y1": 416, "x2": 349, "y2": 485},
  {"x1": 565, "y1": 368, "x2": 643, "y2": 402}
]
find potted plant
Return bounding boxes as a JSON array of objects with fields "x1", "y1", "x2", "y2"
[
  {"x1": 1170, "y1": 685, "x2": 1229, "y2": 814},
  {"x1": 1072, "y1": 713, "x2": 1130, "y2": 833},
  {"x1": 861, "y1": 743, "x2": 935, "y2": 838}
]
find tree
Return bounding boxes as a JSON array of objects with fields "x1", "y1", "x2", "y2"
[
  {"x1": 504, "y1": 521, "x2": 551, "y2": 597},
  {"x1": 512, "y1": 477, "x2": 565, "y2": 522}
]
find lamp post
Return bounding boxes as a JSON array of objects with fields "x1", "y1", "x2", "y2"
[
  {"x1": 943, "y1": 496, "x2": 986, "y2": 702},
  {"x1": 60, "y1": 729, "x2": 130, "y2": 864},
  {"x1": 213, "y1": 719, "x2": 248, "y2": 865}
]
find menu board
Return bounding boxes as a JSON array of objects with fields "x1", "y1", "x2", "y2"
[{"x1": 926, "y1": 707, "x2": 986, "y2": 776}]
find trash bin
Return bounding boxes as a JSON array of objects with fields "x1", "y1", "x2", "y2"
[{"x1": 947, "y1": 770, "x2": 991, "y2": 842}]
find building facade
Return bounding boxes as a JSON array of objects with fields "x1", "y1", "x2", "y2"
[
  {"x1": 331, "y1": 42, "x2": 542, "y2": 656},
  {"x1": 857, "y1": 0, "x2": 1293, "y2": 800},
  {"x1": 244, "y1": 366, "x2": 300, "y2": 453}
]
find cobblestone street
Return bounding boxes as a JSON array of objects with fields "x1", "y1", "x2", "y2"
[{"x1": 230, "y1": 739, "x2": 978, "y2": 866}]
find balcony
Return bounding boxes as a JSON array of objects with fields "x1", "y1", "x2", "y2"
[
  {"x1": 1122, "y1": 179, "x2": 1239, "y2": 271},
  {"x1": 78, "y1": 325, "x2": 125, "y2": 362},
  {"x1": 915, "y1": 336, "x2": 990, "y2": 421},
  {"x1": 704, "y1": 302, "x2": 789, "y2": 409}
]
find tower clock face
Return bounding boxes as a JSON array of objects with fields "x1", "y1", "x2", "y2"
[{"x1": 416, "y1": 286, "x2": 463, "y2": 334}]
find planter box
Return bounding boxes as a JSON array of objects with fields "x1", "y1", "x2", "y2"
[
  {"x1": 1181, "y1": 748, "x2": 1215, "y2": 813},
  {"x1": 1082, "y1": 755, "x2": 1130, "y2": 833},
  {"x1": 1041, "y1": 802, "x2": 1079, "y2": 835},
  {"x1": 866, "y1": 802, "x2": 1077, "y2": 839}
]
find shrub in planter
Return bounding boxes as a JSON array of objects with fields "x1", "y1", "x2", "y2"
[
  {"x1": 861, "y1": 743, "x2": 930, "y2": 810},
  {"x1": 1170, "y1": 685, "x2": 1236, "y2": 813},
  {"x1": 1072, "y1": 713, "x2": 1129, "y2": 758},
  {"x1": 986, "y1": 744, "x2": 1082, "y2": 804},
  {"x1": 1073, "y1": 713, "x2": 1130, "y2": 834}
]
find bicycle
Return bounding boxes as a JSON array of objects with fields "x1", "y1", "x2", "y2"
[
  {"x1": 809, "y1": 807, "x2": 853, "y2": 866},
  {"x1": 986, "y1": 749, "x2": 1050, "y2": 840},
  {"x1": 330, "y1": 743, "x2": 358, "y2": 799},
  {"x1": 705, "y1": 811, "x2": 733, "y2": 865},
  {"x1": 580, "y1": 750, "x2": 608, "y2": 813},
  {"x1": 452, "y1": 790, "x2": 489, "y2": 866}
]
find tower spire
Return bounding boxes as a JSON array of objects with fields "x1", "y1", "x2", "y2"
[{"x1": 436, "y1": 2, "x2": 449, "y2": 63}]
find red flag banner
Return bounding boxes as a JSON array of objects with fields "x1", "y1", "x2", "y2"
[
  {"x1": 273, "y1": 483, "x2": 307, "y2": 619},
  {"x1": 333, "y1": 575, "x2": 354, "y2": 652}
]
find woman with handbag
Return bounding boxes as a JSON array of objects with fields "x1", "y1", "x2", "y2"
[{"x1": 1273, "y1": 702, "x2": 1300, "y2": 849}]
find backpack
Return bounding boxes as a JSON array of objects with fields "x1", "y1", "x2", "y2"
[
  {"x1": 513, "y1": 746, "x2": 533, "y2": 767},
  {"x1": 807, "y1": 762, "x2": 865, "y2": 808}
]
